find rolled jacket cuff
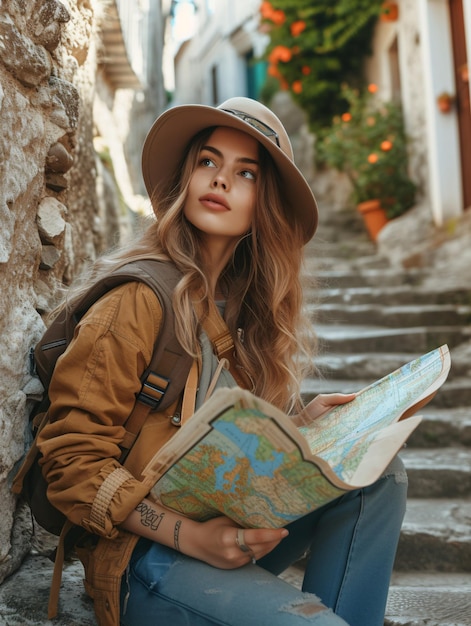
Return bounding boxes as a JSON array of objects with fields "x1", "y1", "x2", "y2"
[{"x1": 82, "y1": 466, "x2": 150, "y2": 538}]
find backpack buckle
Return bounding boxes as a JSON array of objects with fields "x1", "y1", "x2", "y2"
[
  {"x1": 137, "y1": 372, "x2": 170, "y2": 409},
  {"x1": 29, "y1": 347, "x2": 37, "y2": 376}
]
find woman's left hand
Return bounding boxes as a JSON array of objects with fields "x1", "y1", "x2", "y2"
[
  {"x1": 186, "y1": 516, "x2": 289, "y2": 569},
  {"x1": 292, "y1": 392, "x2": 356, "y2": 427}
]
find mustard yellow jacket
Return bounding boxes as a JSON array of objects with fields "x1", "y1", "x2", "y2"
[{"x1": 37, "y1": 280, "x2": 245, "y2": 626}]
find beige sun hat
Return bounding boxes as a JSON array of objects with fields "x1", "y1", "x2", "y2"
[{"x1": 141, "y1": 96, "x2": 318, "y2": 242}]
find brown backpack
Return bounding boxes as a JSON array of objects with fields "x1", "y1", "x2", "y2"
[{"x1": 12, "y1": 259, "x2": 193, "y2": 537}]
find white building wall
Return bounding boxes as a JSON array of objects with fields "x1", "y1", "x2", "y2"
[
  {"x1": 419, "y1": 0, "x2": 463, "y2": 224},
  {"x1": 171, "y1": 0, "x2": 265, "y2": 106}
]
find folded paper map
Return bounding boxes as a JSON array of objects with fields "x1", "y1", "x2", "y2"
[{"x1": 144, "y1": 345, "x2": 451, "y2": 528}]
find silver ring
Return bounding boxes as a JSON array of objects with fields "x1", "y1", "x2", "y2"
[
  {"x1": 235, "y1": 529, "x2": 256, "y2": 564},
  {"x1": 235, "y1": 528, "x2": 250, "y2": 553}
]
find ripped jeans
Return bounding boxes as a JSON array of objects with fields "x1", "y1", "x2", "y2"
[{"x1": 120, "y1": 456, "x2": 407, "y2": 626}]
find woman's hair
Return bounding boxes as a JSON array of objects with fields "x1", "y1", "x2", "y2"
[{"x1": 61, "y1": 127, "x2": 317, "y2": 413}]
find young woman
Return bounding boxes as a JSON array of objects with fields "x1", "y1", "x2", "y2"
[{"x1": 37, "y1": 97, "x2": 407, "y2": 626}]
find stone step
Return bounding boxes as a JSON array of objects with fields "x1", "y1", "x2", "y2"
[
  {"x1": 308, "y1": 285, "x2": 471, "y2": 306},
  {"x1": 275, "y1": 500, "x2": 471, "y2": 575},
  {"x1": 309, "y1": 267, "x2": 425, "y2": 289},
  {"x1": 315, "y1": 324, "x2": 469, "y2": 353},
  {"x1": 395, "y1": 498, "x2": 471, "y2": 572},
  {"x1": 304, "y1": 233, "x2": 376, "y2": 262},
  {"x1": 310, "y1": 302, "x2": 471, "y2": 327},
  {"x1": 280, "y1": 567, "x2": 471, "y2": 626},
  {"x1": 302, "y1": 376, "x2": 471, "y2": 409},
  {"x1": 408, "y1": 408, "x2": 471, "y2": 447},
  {"x1": 313, "y1": 350, "x2": 467, "y2": 381},
  {"x1": 431, "y1": 378, "x2": 471, "y2": 409},
  {"x1": 386, "y1": 572, "x2": 471, "y2": 626},
  {"x1": 401, "y1": 448, "x2": 471, "y2": 497},
  {"x1": 308, "y1": 239, "x2": 369, "y2": 257},
  {"x1": 280, "y1": 564, "x2": 471, "y2": 626},
  {"x1": 305, "y1": 253, "x2": 391, "y2": 272}
]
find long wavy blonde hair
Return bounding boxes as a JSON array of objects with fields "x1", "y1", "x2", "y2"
[{"x1": 64, "y1": 128, "x2": 317, "y2": 413}]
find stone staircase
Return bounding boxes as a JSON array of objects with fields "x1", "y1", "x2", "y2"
[{"x1": 290, "y1": 213, "x2": 471, "y2": 625}]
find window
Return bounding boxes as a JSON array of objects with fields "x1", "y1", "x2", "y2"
[{"x1": 245, "y1": 49, "x2": 267, "y2": 100}]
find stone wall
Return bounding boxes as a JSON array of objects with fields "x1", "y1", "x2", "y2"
[{"x1": 0, "y1": 0, "x2": 116, "y2": 582}]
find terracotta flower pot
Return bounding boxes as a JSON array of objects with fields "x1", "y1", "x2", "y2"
[
  {"x1": 437, "y1": 95, "x2": 453, "y2": 113},
  {"x1": 357, "y1": 199, "x2": 389, "y2": 241}
]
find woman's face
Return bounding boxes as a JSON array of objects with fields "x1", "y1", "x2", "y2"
[{"x1": 183, "y1": 126, "x2": 259, "y2": 246}]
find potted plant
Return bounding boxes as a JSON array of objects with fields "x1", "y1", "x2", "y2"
[
  {"x1": 317, "y1": 84, "x2": 416, "y2": 239},
  {"x1": 381, "y1": 2, "x2": 399, "y2": 22}
]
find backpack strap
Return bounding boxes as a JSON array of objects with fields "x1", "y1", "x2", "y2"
[
  {"x1": 48, "y1": 519, "x2": 74, "y2": 618},
  {"x1": 11, "y1": 408, "x2": 50, "y2": 495},
  {"x1": 197, "y1": 298, "x2": 253, "y2": 390}
]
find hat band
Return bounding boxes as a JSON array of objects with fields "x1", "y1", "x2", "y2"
[{"x1": 220, "y1": 108, "x2": 281, "y2": 148}]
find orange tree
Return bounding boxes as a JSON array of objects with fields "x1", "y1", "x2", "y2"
[{"x1": 260, "y1": 0, "x2": 384, "y2": 132}]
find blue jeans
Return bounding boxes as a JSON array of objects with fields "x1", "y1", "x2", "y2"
[{"x1": 120, "y1": 456, "x2": 407, "y2": 626}]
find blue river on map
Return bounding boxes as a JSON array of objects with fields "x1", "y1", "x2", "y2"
[{"x1": 210, "y1": 420, "x2": 285, "y2": 492}]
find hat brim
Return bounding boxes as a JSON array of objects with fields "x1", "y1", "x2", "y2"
[{"x1": 141, "y1": 105, "x2": 318, "y2": 242}]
